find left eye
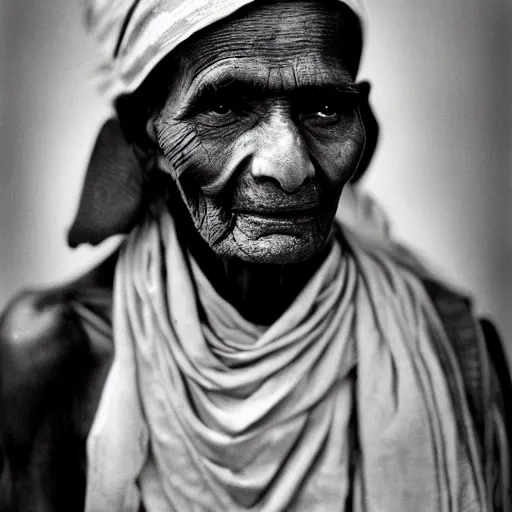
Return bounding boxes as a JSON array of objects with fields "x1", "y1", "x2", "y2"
[
  {"x1": 300, "y1": 99, "x2": 343, "y2": 124},
  {"x1": 315, "y1": 104, "x2": 339, "y2": 119},
  {"x1": 211, "y1": 102, "x2": 233, "y2": 115},
  {"x1": 299, "y1": 92, "x2": 358, "y2": 125}
]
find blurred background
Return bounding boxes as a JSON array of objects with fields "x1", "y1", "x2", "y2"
[{"x1": 0, "y1": 0, "x2": 511, "y2": 355}]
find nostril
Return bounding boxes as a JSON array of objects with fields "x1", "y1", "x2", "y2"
[
  {"x1": 279, "y1": 173, "x2": 308, "y2": 194},
  {"x1": 251, "y1": 173, "x2": 279, "y2": 186},
  {"x1": 251, "y1": 157, "x2": 315, "y2": 194}
]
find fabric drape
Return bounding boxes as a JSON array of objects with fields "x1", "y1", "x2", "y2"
[{"x1": 85, "y1": 203, "x2": 487, "y2": 511}]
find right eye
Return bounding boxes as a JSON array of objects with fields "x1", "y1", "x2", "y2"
[
  {"x1": 195, "y1": 97, "x2": 253, "y2": 127},
  {"x1": 210, "y1": 102, "x2": 233, "y2": 115}
]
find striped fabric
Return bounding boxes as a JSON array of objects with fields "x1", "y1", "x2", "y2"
[{"x1": 83, "y1": 0, "x2": 367, "y2": 99}]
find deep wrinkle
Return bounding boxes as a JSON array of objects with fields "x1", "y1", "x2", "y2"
[{"x1": 150, "y1": 0, "x2": 365, "y2": 324}]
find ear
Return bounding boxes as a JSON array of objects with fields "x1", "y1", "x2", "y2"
[
  {"x1": 67, "y1": 118, "x2": 146, "y2": 247},
  {"x1": 352, "y1": 81, "x2": 380, "y2": 183}
]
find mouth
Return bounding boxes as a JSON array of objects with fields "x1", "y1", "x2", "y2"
[
  {"x1": 232, "y1": 208, "x2": 320, "y2": 239},
  {"x1": 232, "y1": 206, "x2": 318, "y2": 219}
]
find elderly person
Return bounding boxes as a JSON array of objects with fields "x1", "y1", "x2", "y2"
[{"x1": 0, "y1": 0, "x2": 510, "y2": 511}]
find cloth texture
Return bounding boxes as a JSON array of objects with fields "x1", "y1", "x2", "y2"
[
  {"x1": 84, "y1": 0, "x2": 367, "y2": 99},
  {"x1": 85, "y1": 198, "x2": 488, "y2": 511}
]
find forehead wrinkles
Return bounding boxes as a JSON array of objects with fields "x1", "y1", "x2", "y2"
[
  {"x1": 178, "y1": 56, "x2": 353, "y2": 100},
  {"x1": 174, "y1": 1, "x2": 350, "y2": 80}
]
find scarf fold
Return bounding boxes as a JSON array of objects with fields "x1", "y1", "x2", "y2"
[{"x1": 86, "y1": 205, "x2": 487, "y2": 511}]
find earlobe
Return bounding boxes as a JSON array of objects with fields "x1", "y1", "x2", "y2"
[
  {"x1": 351, "y1": 81, "x2": 379, "y2": 183},
  {"x1": 67, "y1": 118, "x2": 146, "y2": 247}
]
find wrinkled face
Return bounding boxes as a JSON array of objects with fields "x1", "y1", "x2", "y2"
[{"x1": 151, "y1": 1, "x2": 365, "y2": 264}]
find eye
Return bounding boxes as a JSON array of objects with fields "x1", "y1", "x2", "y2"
[
  {"x1": 211, "y1": 102, "x2": 233, "y2": 115},
  {"x1": 208, "y1": 97, "x2": 249, "y2": 116},
  {"x1": 196, "y1": 97, "x2": 253, "y2": 127},
  {"x1": 302, "y1": 100, "x2": 341, "y2": 123},
  {"x1": 315, "y1": 103, "x2": 339, "y2": 119},
  {"x1": 299, "y1": 92, "x2": 358, "y2": 127}
]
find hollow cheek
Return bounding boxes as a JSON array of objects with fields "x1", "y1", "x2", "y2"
[
  {"x1": 155, "y1": 117, "x2": 250, "y2": 192},
  {"x1": 155, "y1": 119, "x2": 209, "y2": 183},
  {"x1": 154, "y1": 119, "x2": 239, "y2": 246},
  {"x1": 305, "y1": 116, "x2": 366, "y2": 186},
  {"x1": 179, "y1": 186, "x2": 231, "y2": 248}
]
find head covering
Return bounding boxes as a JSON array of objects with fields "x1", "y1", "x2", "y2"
[{"x1": 84, "y1": 0, "x2": 367, "y2": 99}]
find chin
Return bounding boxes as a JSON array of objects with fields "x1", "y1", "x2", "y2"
[
  {"x1": 213, "y1": 232, "x2": 329, "y2": 265},
  {"x1": 201, "y1": 211, "x2": 336, "y2": 264}
]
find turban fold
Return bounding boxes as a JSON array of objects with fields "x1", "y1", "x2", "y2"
[{"x1": 84, "y1": 0, "x2": 367, "y2": 99}]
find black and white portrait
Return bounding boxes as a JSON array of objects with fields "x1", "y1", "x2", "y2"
[{"x1": 0, "y1": 0, "x2": 510, "y2": 510}]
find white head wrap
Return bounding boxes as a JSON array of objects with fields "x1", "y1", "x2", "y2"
[{"x1": 84, "y1": 0, "x2": 367, "y2": 99}]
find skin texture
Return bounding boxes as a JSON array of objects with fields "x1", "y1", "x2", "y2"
[{"x1": 148, "y1": 0, "x2": 365, "y2": 323}]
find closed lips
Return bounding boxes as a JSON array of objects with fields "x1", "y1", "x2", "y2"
[{"x1": 232, "y1": 207, "x2": 318, "y2": 218}]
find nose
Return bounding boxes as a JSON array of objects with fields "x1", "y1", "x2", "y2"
[{"x1": 251, "y1": 116, "x2": 315, "y2": 193}]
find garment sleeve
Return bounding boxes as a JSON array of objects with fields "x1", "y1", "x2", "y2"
[
  {"x1": 0, "y1": 289, "x2": 90, "y2": 511},
  {"x1": 480, "y1": 319, "x2": 511, "y2": 512}
]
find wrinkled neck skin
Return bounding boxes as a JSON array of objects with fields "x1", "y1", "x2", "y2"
[{"x1": 152, "y1": 1, "x2": 364, "y2": 325}]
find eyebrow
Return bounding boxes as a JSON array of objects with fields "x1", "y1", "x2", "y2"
[{"x1": 177, "y1": 68, "x2": 358, "y2": 118}]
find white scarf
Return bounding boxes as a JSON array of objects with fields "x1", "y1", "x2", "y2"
[{"x1": 85, "y1": 204, "x2": 487, "y2": 511}]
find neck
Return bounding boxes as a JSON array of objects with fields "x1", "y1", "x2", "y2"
[
  {"x1": 202, "y1": 241, "x2": 333, "y2": 326},
  {"x1": 168, "y1": 190, "x2": 333, "y2": 325}
]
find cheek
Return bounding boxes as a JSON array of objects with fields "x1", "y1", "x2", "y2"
[
  {"x1": 178, "y1": 181, "x2": 233, "y2": 246},
  {"x1": 155, "y1": 115, "x2": 247, "y2": 192},
  {"x1": 155, "y1": 118, "x2": 207, "y2": 183},
  {"x1": 305, "y1": 113, "x2": 366, "y2": 185},
  {"x1": 154, "y1": 117, "x2": 241, "y2": 246}
]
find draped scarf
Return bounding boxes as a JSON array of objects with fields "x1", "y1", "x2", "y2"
[{"x1": 85, "y1": 205, "x2": 487, "y2": 511}]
